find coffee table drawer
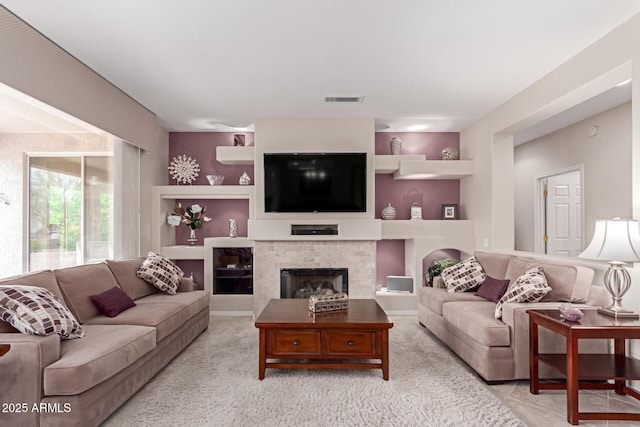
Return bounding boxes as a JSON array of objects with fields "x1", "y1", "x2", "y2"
[
  {"x1": 326, "y1": 331, "x2": 376, "y2": 356},
  {"x1": 270, "y1": 330, "x2": 322, "y2": 356}
]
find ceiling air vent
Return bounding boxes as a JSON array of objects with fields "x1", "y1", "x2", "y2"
[{"x1": 324, "y1": 96, "x2": 364, "y2": 103}]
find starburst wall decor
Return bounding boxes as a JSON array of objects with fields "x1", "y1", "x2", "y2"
[{"x1": 168, "y1": 154, "x2": 200, "y2": 184}]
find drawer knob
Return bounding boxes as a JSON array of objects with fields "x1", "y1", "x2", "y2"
[
  {"x1": 292, "y1": 340, "x2": 300, "y2": 346},
  {"x1": 347, "y1": 340, "x2": 355, "y2": 346}
]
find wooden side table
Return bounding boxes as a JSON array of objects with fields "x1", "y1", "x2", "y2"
[
  {"x1": 528, "y1": 309, "x2": 640, "y2": 425},
  {"x1": 0, "y1": 344, "x2": 9, "y2": 357}
]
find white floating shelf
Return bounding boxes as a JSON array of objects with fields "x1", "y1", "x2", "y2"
[
  {"x1": 374, "y1": 155, "x2": 426, "y2": 173},
  {"x1": 153, "y1": 185, "x2": 254, "y2": 200},
  {"x1": 216, "y1": 146, "x2": 255, "y2": 165},
  {"x1": 160, "y1": 245, "x2": 205, "y2": 260},
  {"x1": 393, "y1": 160, "x2": 474, "y2": 180},
  {"x1": 381, "y1": 220, "x2": 474, "y2": 239}
]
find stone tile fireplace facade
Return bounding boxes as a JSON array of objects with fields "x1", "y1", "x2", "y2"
[{"x1": 253, "y1": 240, "x2": 376, "y2": 315}]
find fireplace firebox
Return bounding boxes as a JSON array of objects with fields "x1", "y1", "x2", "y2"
[{"x1": 280, "y1": 268, "x2": 348, "y2": 299}]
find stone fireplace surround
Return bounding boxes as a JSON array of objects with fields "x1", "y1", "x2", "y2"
[{"x1": 253, "y1": 240, "x2": 376, "y2": 315}]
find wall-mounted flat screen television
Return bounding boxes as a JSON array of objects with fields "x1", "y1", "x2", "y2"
[{"x1": 264, "y1": 152, "x2": 367, "y2": 213}]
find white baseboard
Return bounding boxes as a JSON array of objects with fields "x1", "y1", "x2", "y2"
[
  {"x1": 385, "y1": 310, "x2": 418, "y2": 316},
  {"x1": 210, "y1": 311, "x2": 254, "y2": 317}
]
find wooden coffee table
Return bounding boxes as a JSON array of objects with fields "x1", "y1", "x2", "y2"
[{"x1": 255, "y1": 298, "x2": 393, "y2": 380}]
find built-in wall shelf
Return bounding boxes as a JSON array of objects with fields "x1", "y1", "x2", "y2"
[
  {"x1": 153, "y1": 185, "x2": 254, "y2": 200},
  {"x1": 375, "y1": 155, "x2": 426, "y2": 173},
  {"x1": 151, "y1": 185, "x2": 255, "y2": 255},
  {"x1": 160, "y1": 245, "x2": 205, "y2": 260},
  {"x1": 381, "y1": 220, "x2": 474, "y2": 239},
  {"x1": 216, "y1": 146, "x2": 255, "y2": 165},
  {"x1": 393, "y1": 160, "x2": 474, "y2": 180}
]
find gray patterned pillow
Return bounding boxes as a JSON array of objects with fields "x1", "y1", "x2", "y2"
[
  {"x1": 0, "y1": 285, "x2": 84, "y2": 339},
  {"x1": 442, "y1": 257, "x2": 487, "y2": 293},
  {"x1": 494, "y1": 267, "x2": 552, "y2": 318},
  {"x1": 136, "y1": 252, "x2": 183, "y2": 295}
]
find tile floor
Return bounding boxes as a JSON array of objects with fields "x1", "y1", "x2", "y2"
[{"x1": 487, "y1": 379, "x2": 640, "y2": 427}]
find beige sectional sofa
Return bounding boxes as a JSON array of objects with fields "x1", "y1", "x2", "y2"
[
  {"x1": 417, "y1": 251, "x2": 609, "y2": 382},
  {"x1": 0, "y1": 258, "x2": 210, "y2": 427}
]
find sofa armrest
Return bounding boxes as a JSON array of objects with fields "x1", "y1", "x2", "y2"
[{"x1": 0, "y1": 333, "x2": 61, "y2": 424}]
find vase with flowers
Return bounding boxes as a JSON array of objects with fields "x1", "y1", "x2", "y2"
[{"x1": 167, "y1": 203, "x2": 211, "y2": 245}]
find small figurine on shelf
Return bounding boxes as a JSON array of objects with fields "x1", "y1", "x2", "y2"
[{"x1": 239, "y1": 172, "x2": 251, "y2": 185}]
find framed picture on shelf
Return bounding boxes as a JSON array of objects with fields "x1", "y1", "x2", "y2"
[{"x1": 441, "y1": 204, "x2": 458, "y2": 220}]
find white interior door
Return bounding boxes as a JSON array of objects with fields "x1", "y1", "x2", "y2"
[{"x1": 543, "y1": 170, "x2": 583, "y2": 257}]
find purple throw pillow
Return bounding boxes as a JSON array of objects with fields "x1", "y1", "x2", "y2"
[
  {"x1": 90, "y1": 286, "x2": 136, "y2": 318},
  {"x1": 475, "y1": 276, "x2": 510, "y2": 303}
]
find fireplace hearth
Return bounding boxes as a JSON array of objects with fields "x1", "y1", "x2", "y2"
[{"x1": 280, "y1": 268, "x2": 348, "y2": 299}]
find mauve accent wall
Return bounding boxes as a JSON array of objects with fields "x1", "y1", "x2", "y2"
[
  {"x1": 376, "y1": 240, "x2": 405, "y2": 287},
  {"x1": 375, "y1": 132, "x2": 459, "y2": 158},
  {"x1": 168, "y1": 132, "x2": 254, "y2": 185}
]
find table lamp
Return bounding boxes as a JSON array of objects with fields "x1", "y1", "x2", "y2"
[{"x1": 578, "y1": 218, "x2": 640, "y2": 318}]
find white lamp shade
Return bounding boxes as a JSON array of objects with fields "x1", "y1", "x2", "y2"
[{"x1": 579, "y1": 219, "x2": 640, "y2": 262}]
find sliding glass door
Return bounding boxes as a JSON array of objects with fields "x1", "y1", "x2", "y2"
[{"x1": 28, "y1": 154, "x2": 113, "y2": 271}]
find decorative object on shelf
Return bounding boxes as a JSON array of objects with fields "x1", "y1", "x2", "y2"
[
  {"x1": 410, "y1": 202, "x2": 422, "y2": 220},
  {"x1": 309, "y1": 293, "x2": 348, "y2": 313},
  {"x1": 390, "y1": 137, "x2": 402, "y2": 155},
  {"x1": 239, "y1": 172, "x2": 251, "y2": 185},
  {"x1": 578, "y1": 218, "x2": 640, "y2": 318},
  {"x1": 168, "y1": 154, "x2": 200, "y2": 185},
  {"x1": 206, "y1": 174, "x2": 224, "y2": 185},
  {"x1": 441, "y1": 204, "x2": 458, "y2": 220},
  {"x1": 381, "y1": 203, "x2": 397, "y2": 220},
  {"x1": 166, "y1": 202, "x2": 212, "y2": 245},
  {"x1": 189, "y1": 272, "x2": 199, "y2": 291},
  {"x1": 233, "y1": 134, "x2": 246, "y2": 146},
  {"x1": 559, "y1": 303, "x2": 584, "y2": 322},
  {"x1": 427, "y1": 259, "x2": 458, "y2": 286},
  {"x1": 441, "y1": 146, "x2": 459, "y2": 160},
  {"x1": 229, "y1": 218, "x2": 238, "y2": 238}
]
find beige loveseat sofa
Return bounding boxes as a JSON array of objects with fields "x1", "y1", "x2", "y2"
[
  {"x1": 417, "y1": 251, "x2": 609, "y2": 382},
  {"x1": 0, "y1": 258, "x2": 210, "y2": 427}
]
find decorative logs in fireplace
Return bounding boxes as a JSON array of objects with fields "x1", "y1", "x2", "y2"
[{"x1": 280, "y1": 268, "x2": 348, "y2": 299}]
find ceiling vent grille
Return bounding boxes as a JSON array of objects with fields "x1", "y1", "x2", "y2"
[{"x1": 324, "y1": 96, "x2": 364, "y2": 103}]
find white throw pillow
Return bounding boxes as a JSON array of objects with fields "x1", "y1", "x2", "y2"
[
  {"x1": 136, "y1": 252, "x2": 183, "y2": 295},
  {"x1": 0, "y1": 285, "x2": 84, "y2": 339},
  {"x1": 494, "y1": 267, "x2": 552, "y2": 319},
  {"x1": 442, "y1": 257, "x2": 487, "y2": 293}
]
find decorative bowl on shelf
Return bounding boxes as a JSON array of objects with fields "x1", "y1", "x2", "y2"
[{"x1": 206, "y1": 175, "x2": 224, "y2": 185}]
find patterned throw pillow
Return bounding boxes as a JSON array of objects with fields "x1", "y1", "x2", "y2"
[
  {"x1": 442, "y1": 257, "x2": 487, "y2": 293},
  {"x1": 136, "y1": 252, "x2": 183, "y2": 295},
  {"x1": 494, "y1": 267, "x2": 552, "y2": 319},
  {"x1": 0, "y1": 285, "x2": 84, "y2": 339}
]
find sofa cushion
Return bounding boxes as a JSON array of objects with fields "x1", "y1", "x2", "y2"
[
  {"x1": 442, "y1": 301, "x2": 511, "y2": 347},
  {"x1": 442, "y1": 256, "x2": 486, "y2": 293},
  {"x1": 474, "y1": 251, "x2": 513, "y2": 279},
  {"x1": 475, "y1": 276, "x2": 510, "y2": 303},
  {"x1": 135, "y1": 290, "x2": 210, "y2": 318},
  {"x1": 83, "y1": 302, "x2": 190, "y2": 341},
  {"x1": 495, "y1": 267, "x2": 552, "y2": 318},
  {"x1": 90, "y1": 286, "x2": 136, "y2": 318},
  {"x1": 43, "y1": 324, "x2": 156, "y2": 396},
  {"x1": 536, "y1": 262, "x2": 593, "y2": 303},
  {"x1": 105, "y1": 258, "x2": 159, "y2": 300},
  {"x1": 0, "y1": 285, "x2": 84, "y2": 339},
  {"x1": 417, "y1": 287, "x2": 484, "y2": 315},
  {"x1": 55, "y1": 263, "x2": 121, "y2": 324},
  {"x1": 136, "y1": 252, "x2": 183, "y2": 295}
]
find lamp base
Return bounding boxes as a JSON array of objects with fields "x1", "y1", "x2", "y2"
[{"x1": 597, "y1": 306, "x2": 639, "y2": 319}]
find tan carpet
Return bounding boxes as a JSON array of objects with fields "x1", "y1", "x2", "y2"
[{"x1": 102, "y1": 316, "x2": 525, "y2": 427}]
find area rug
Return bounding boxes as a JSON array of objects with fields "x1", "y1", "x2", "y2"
[{"x1": 102, "y1": 316, "x2": 525, "y2": 427}]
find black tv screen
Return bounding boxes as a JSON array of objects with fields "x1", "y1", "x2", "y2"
[{"x1": 264, "y1": 153, "x2": 367, "y2": 213}]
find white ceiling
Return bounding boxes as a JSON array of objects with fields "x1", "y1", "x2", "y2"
[{"x1": 1, "y1": 1, "x2": 639, "y2": 134}]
